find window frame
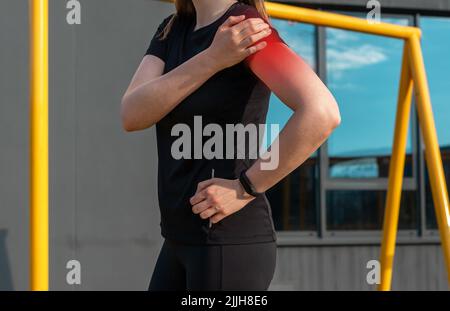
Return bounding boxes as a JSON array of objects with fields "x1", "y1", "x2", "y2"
[{"x1": 272, "y1": 8, "x2": 443, "y2": 245}]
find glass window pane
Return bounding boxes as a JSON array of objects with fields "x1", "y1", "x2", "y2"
[
  {"x1": 267, "y1": 159, "x2": 318, "y2": 231},
  {"x1": 326, "y1": 190, "x2": 418, "y2": 230},
  {"x1": 266, "y1": 19, "x2": 317, "y2": 231},
  {"x1": 326, "y1": 17, "x2": 414, "y2": 179},
  {"x1": 421, "y1": 17, "x2": 450, "y2": 229}
]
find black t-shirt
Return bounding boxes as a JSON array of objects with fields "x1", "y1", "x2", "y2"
[{"x1": 145, "y1": 2, "x2": 284, "y2": 244}]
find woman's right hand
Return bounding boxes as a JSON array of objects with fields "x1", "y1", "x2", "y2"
[{"x1": 205, "y1": 15, "x2": 272, "y2": 71}]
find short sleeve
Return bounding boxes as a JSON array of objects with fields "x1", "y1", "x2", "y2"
[
  {"x1": 231, "y1": 6, "x2": 288, "y2": 64},
  {"x1": 235, "y1": 6, "x2": 287, "y2": 44},
  {"x1": 145, "y1": 14, "x2": 174, "y2": 61}
]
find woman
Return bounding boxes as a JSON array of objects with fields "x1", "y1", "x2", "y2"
[{"x1": 121, "y1": 0, "x2": 340, "y2": 291}]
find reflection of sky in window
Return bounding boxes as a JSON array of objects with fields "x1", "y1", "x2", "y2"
[
  {"x1": 327, "y1": 18, "x2": 411, "y2": 158},
  {"x1": 265, "y1": 16, "x2": 449, "y2": 156},
  {"x1": 422, "y1": 17, "x2": 450, "y2": 147},
  {"x1": 265, "y1": 19, "x2": 315, "y2": 149}
]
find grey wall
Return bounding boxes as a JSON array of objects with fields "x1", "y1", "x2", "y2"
[
  {"x1": 1, "y1": 0, "x2": 32, "y2": 291},
  {"x1": 0, "y1": 0, "x2": 448, "y2": 291},
  {"x1": 273, "y1": 244, "x2": 448, "y2": 290}
]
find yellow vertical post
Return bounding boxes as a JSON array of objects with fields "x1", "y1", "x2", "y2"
[
  {"x1": 30, "y1": 0, "x2": 49, "y2": 291},
  {"x1": 408, "y1": 34, "x2": 450, "y2": 285},
  {"x1": 378, "y1": 43, "x2": 414, "y2": 291}
]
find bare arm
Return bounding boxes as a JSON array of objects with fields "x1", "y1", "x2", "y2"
[
  {"x1": 121, "y1": 15, "x2": 272, "y2": 131},
  {"x1": 121, "y1": 52, "x2": 219, "y2": 131}
]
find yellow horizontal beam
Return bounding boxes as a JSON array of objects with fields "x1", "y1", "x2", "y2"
[{"x1": 265, "y1": 2, "x2": 420, "y2": 39}]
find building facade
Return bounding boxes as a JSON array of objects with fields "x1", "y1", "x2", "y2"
[{"x1": 0, "y1": 0, "x2": 449, "y2": 290}]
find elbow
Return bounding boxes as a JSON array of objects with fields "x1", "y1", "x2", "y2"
[
  {"x1": 329, "y1": 102, "x2": 342, "y2": 130},
  {"x1": 120, "y1": 96, "x2": 139, "y2": 132},
  {"x1": 121, "y1": 96, "x2": 155, "y2": 132},
  {"x1": 121, "y1": 117, "x2": 136, "y2": 133},
  {"x1": 317, "y1": 97, "x2": 341, "y2": 139}
]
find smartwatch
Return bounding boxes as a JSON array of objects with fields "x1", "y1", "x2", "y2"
[{"x1": 239, "y1": 170, "x2": 262, "y2": 197}]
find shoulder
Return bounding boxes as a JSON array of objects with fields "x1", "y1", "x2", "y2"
[
  {"x1": 228, "y1": 3, "x2": 286, "y2": 45},
  {"x1": 155, "y1": 13, "x2": 177, "y2": 33},
  {"x1": 154, "y1": 13, "x2": 178, "y2": 40},
  {"x1": 159, "y1": 13, "x2": 176, "y2": 28},
  {"x1": 228, "y1": 3, "x2": 265, "y2": 20}
]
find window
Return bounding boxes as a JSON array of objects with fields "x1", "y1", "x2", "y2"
[
  {"x1": 326, "y1": 190, "x2": 417, "y2": 230},
  {"x1": 421, "y1": 17, "x2": 450, "y2": 230},
  {"x1": 326, "y1": 19, "x2": 413, "y2": 179},
  {"x1": 323, "y1": 16, "x2": 418, "y2": 231},
  {"x1": 270, "y1": 162, "x2": 318, "y2": 231}
]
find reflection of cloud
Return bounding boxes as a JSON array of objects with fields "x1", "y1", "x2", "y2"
[
  {"x1": 326, "y1": 28, "x2": 388, "y2": 80},
  {"x1": 330, "y1": 157, "x2": 379, "y2": 178},
  {"x1": 327, "y1": 28, "x2": 359, "y2": 46},
  {"x1": 327, "y1": 44, "x2": 387, "y2": 71}
]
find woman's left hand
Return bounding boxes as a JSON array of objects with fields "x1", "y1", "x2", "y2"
[{"x1": 190, "y1": 178, "x2": 255, "y2": 224}]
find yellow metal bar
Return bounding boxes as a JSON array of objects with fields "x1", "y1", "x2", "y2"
[
  {"x1": 378, "y1": 43, "x2": 413, "y2": 291},
  {"x1": 265, "y1": 2, "x2": 421, "y2": 39},
  {"x1": 30, "y1": 0, "x2": 49, "y2": 291},
  {"x1": 408, "y1": 34, "x2": 450, "y2": 284}
]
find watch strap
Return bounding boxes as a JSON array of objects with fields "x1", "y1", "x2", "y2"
[{"x1": 239, "y1": 170, "x2": 260, "y2": 197}]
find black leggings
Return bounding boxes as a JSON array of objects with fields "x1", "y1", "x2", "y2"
[{"x1": 148, "y1": 239, "x2": 277, "y2": 291}]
